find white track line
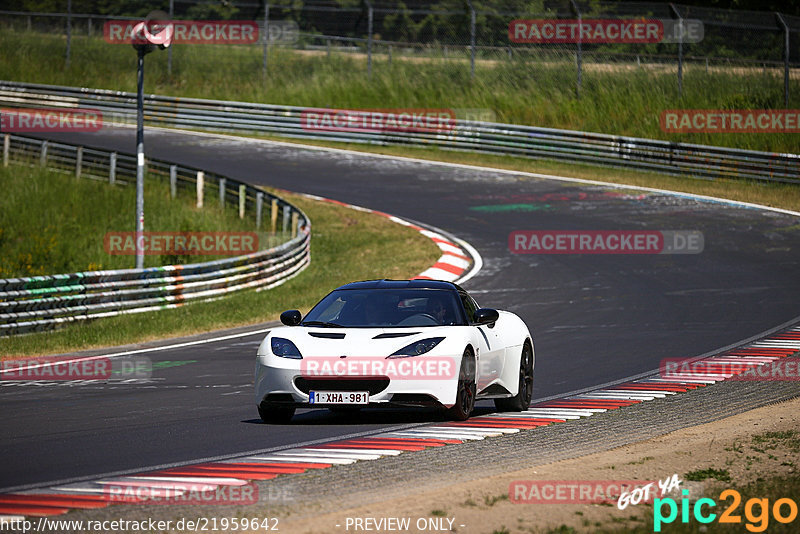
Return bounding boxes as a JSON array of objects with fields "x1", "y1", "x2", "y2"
[
  {"x1": 129, "y1": 476, "x2": 245, "y2": 486},
  {"x1": 378, "y1": 431, "x2": 481, "y2": 440},
  {"x1": 271, "y1": 450, "x2": 382, "y2": 460},
  {"x1": 0, "y1": 327, "x2": 274, "y2": 376},
  {"x1": 493, "y1": 412, "x2": 582, "y2": 419},
  {"x1": 524, "y1": 408, "x2": 598, "y2": 417},
  {"x1": 299, "y1": 448, "x2": 404, "y2": 456},
  {"x1": 242, "y1": 455, "x2": 356, "y2": 465}
]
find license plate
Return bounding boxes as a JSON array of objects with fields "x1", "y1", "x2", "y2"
[{"x1": 309, "y1": 391, "x2": 369, "y2": 405}]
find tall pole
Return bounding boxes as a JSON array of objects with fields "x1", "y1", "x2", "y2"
[
  {"x1": 262, "y1": 2, "x2": 270, "y2": 76},
  {"x1": 570, "y1": 0, "x2": 582, "y2": 98},
  {"x1": 366, "y1": 0, "x2": 373, "y2": 78},
  {"x1": 167, "y1": 0, "x2": 174, "y2": 75},
  {"x1": 467, "y1": 0, "x2": 476, "y2": 79},
  {"x1": 131, "y1": 14, "x2": 172, "y2": 269},
  {"x1": 776, "y1": 13, "x2": 790, "y2": 108},
  {"x1": 135, "y1": 48, "x2": 146, "y2": 269},
  {"x1": 65, "y1": 0, "x2": 72, "y2": 68},
  {"x1": 670, "y1": 4, "x2": 683, "y2": 98}
]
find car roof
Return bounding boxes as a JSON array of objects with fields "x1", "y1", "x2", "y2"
[{"x1": 336, "y1": 279, "x2": 464, "y2": 292}]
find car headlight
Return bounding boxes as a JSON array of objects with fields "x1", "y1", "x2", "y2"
[
  {"x1": 270, "y1": 337, "x2": 303, "y2": 359},
  {"x1": 388, "y1": 337, "x2": 444, "y2": 358}
]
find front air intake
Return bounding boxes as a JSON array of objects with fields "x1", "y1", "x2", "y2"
[{"x1": 294, "y1": 377, "x2": 390, "y2": 395}]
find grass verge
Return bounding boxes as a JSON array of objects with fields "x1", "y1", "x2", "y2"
[
  {"x1": 0, "y1": 163, "x2": 278, "y2": 277},
  {"x1": 0, "y1": 177, "x2": 441, "y2": 358},
  {"x1": 1, "y1": 29, "x2": 798, "y2": 153}
]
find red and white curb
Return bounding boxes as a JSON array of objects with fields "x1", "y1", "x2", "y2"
[
  {"x1": 2, "y1": 326, "x2": 798, "y2": 518},
  {"x1": 288, "y1": 192, "x2": 479, "y2": 284}
]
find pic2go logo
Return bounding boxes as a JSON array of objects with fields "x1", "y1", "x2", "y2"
[{"x1": 654, "y1": 489, "x2": 798, "y2": 532}]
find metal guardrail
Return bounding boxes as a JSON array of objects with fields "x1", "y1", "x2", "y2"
[
  {"x1": 1, "y1": 80, "x2": 797, "y2": 184},
  {"x1": 0, "y1": 133, "x2": 311, "y2": 336}
]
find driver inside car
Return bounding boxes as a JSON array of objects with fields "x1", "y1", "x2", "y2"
[
  {"x1": 426, "y1": 295, "x2": 452, "y2": 325},
  {"x1": 363, "y1": 295, "x2": 388, "y2": 326}
]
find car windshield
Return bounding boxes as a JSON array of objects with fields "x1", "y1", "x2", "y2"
[{"x1": 302, "y1": 288, "x2": 466, "y2": 328}]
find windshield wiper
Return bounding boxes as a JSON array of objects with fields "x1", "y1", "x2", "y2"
[{"x1": 301, "y1": 320, "x2": 344, "y2": 328}]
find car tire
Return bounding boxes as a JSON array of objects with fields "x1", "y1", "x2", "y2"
[
  {"x1": 258, "y1": 403, "x2": 296, "y2": 424},
  {"x1": 447, "y1": 349, "x2": 476, "y2": 421},
  {"x1": 494, "y1": 342, "x2": 533, "y2": 412}
]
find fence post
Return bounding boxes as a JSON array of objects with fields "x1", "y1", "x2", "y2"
[
  {"x1": 262, "y1": 2, "x2": 270, "y2": 76},
  {"x1": 256, "y1": 192, "x2": 264, "y2": 228},
  {"x1": 169, "y1": 164, "x2": 177, "y2": 198},
  {"x1": 109, "y1": 152, "x2": 117, "y2": 184},
  {"x1": 3, "y1": 134, "x2": 9, "y2": 167},
  {"x1": 776, "y1": 13, "x2": 790, "y2": 108},
  {"x1": 466, "y1": 0, "x2": 476, "y2": 78},
  {"x1": 365, "y1": 0, "x2": 373, "y2": 77},
  {"x1": 66, "y1": 0, "x2": 72, "y2": 68},
  {"x1": 219, "y1": 177, "x2": 226, "y2": 208},
  {"x1": 88, "y1": 17, "x2": 92, "y2": 37},
  {"x1": 291, "y1": 211, "x2": 298, "y2": 238},
  {"x1": 271, "y1": 198, "x2": 278, "y2": 233},
  {"x1": 168, "y1": 0, "x2": 174, "y2": 75},
  {"x1": 196, "y1": 171, "x2": 204, "y2": 208},
  {"x1": 570, "y1": 0, "x2": 582, "y2": 98},
  {"x1": 282, "y1": 206, "x2": 291, "y2": 233},
  {"x1": 239, "y1": 184, "x2": 246, "y2": 219},
  {"x1": 75, "y1": 146, "x2": 83, "y2": 178},
  {"x1": 40, "y1": 140, "x2": 48, "y2": 167},
  {"x1": 27, "y1": 15, "x2": 31, "y2": 32},
  {"x1": 388, "y1": 44, "x2": 392, "y2": 66},
  {"x1": 670, "y1": 3, "x2": 683, "y2": 97}
]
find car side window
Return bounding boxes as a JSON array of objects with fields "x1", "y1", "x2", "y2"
[{"x1": 459, "y1": 293, "x2": 478, "y2": 323}]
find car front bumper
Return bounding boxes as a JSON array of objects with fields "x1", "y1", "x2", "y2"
[{"x1": 255, "y1": 353, "x2": 461, "y2": 408}]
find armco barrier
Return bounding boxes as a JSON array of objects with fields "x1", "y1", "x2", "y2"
[
  {"x1": 0, "y1": 133, "x2": 310, "y2": 336},
  {"x1": 0, "y1": 80, "x2": 798, "y2": 184}
]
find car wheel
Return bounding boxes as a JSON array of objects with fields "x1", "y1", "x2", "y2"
[
  {"x1": 494, "y1": 342, "x2": 533, "y2": 412},
  {"x1": 258, "y1": 402, "x2": 295, "y2": 424},
  {"x1": 447, "y1": 349, "x2": 476, "y2": 421}
]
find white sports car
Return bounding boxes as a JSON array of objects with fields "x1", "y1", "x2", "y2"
[{"x1": 255, "y1": 279, "x2": 534, "y2": 423}]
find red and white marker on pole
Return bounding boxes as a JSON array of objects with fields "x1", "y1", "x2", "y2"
[{"x1": 132, "y1": 11, "x2": 173, "y2": 269}]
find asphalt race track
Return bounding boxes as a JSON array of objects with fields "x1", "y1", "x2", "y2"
[{"x1": 2, "y1": 126, "x2": 799, "y2": 491}]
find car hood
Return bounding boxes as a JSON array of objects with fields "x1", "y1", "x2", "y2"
[{"x1": 267, "y1": 326, "x2": 454, "y2": 357}]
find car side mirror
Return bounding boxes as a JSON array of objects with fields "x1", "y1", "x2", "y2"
[
  {"x1": 280, "y1": 310, "x2": 302, "y2": 326},
  {"x1": 473, "y1": 308, "x2": 499, "y2": 327}
]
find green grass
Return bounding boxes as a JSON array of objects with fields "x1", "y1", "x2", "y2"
[
  {"x1": 751, "y1": 430, "x2": 800, "y2": 452},
  {"x1": 484, "y1": 493, "x2": 509, "y2": 507},
  {"x1": 684, "y1": 468, "x2": 732, "y2": 482},
  {"x1": 1, "y1": 28, "x2": 798, "y2": 153},
  {"x1": 0, "y1": 163, "x2": 278, "y2": 277},
  {"x1": 0, "y1": 177, "x2": 441, "y2": 357}
]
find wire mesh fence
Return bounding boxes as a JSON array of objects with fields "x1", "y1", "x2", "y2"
[{"x1": 0, "y1": 1, "x2": 797, "y2": 109}]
